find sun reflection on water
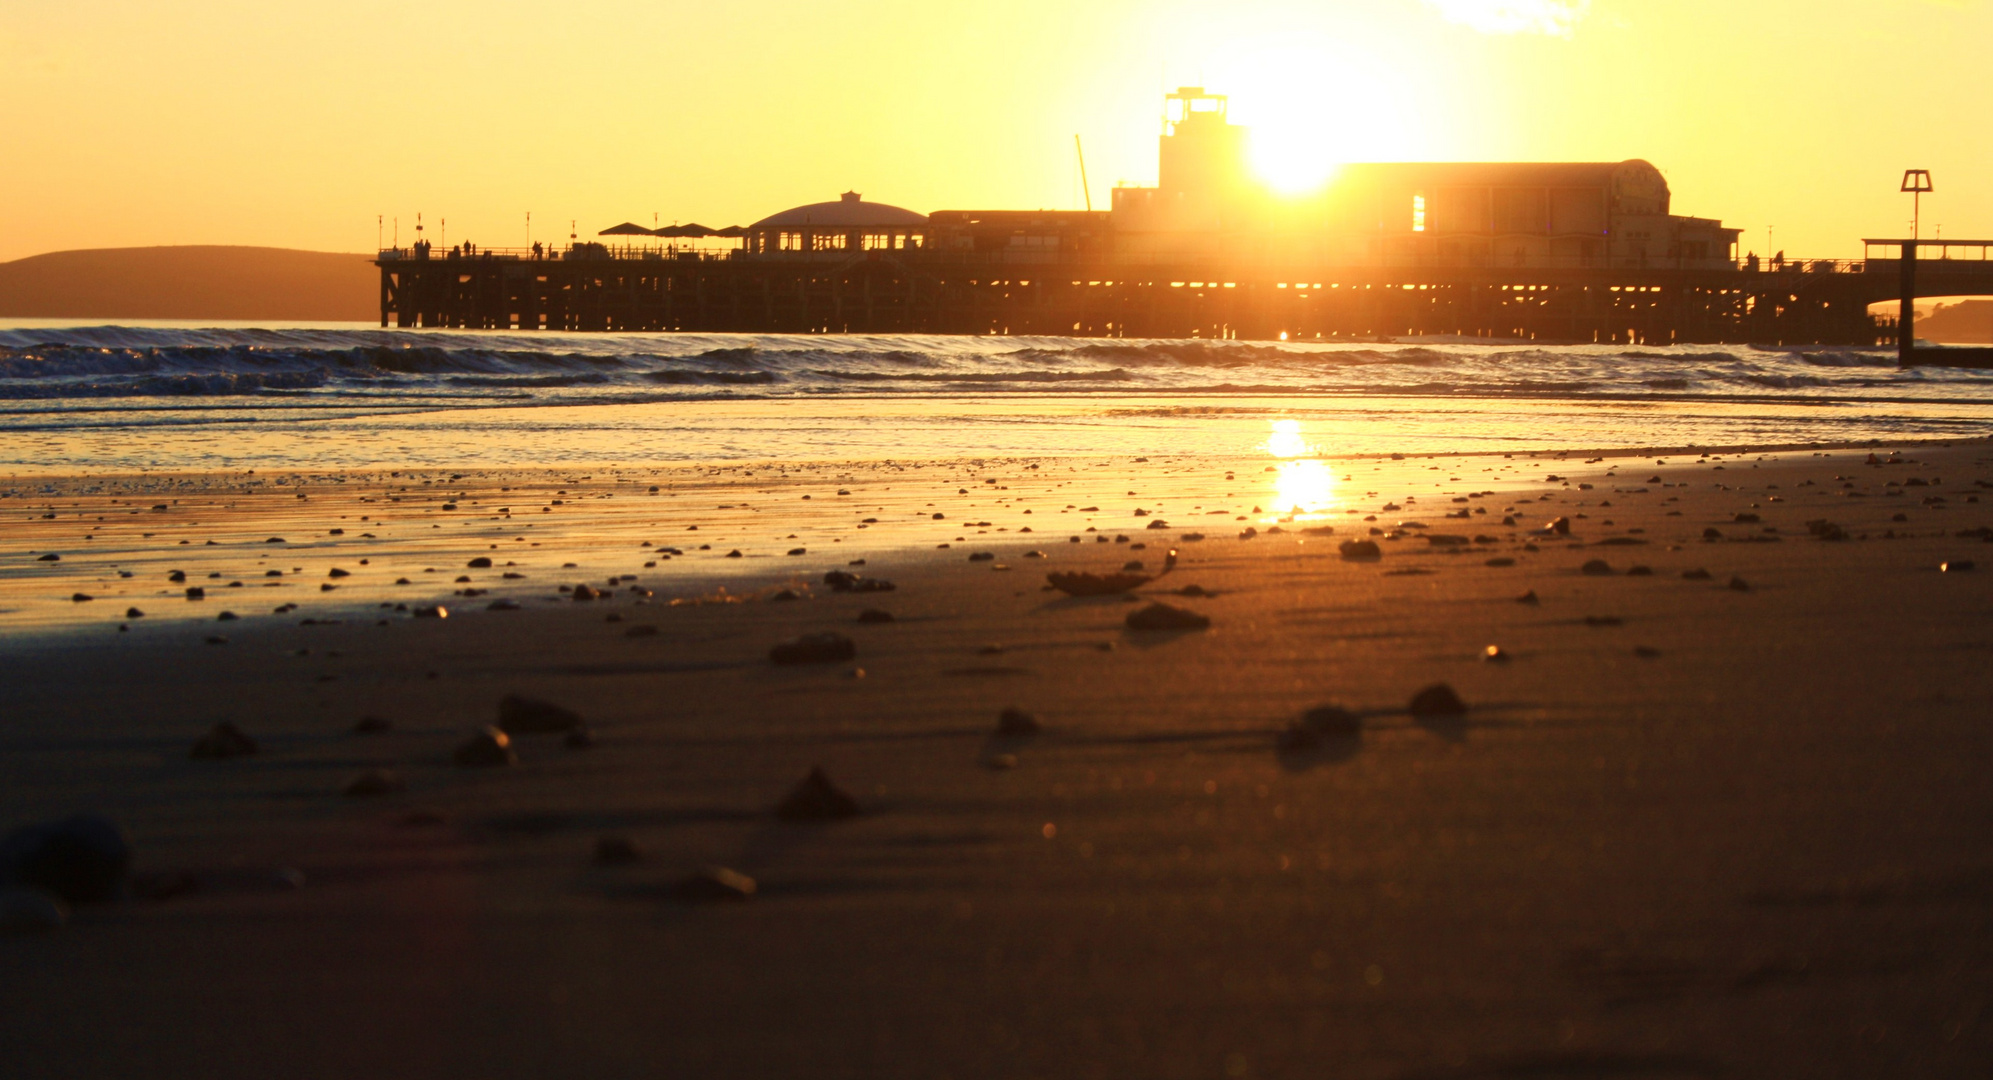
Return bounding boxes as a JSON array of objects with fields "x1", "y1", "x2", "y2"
[{"x1": 1260, "y1": 419, "x2": 1338, "y2": 519}]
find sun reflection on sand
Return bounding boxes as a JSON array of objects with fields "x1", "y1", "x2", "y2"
[{"x1": 1260, "y1": 419, "x2": 1338, "y2": 519}]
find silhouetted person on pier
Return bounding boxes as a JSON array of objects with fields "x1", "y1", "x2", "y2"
[
  {"x1": 1773, "y1": 251, "x2": 1785, "y2": 271},
  {"x1": 1746, "y1": 252, "x2": 1760, "y2": 272}
]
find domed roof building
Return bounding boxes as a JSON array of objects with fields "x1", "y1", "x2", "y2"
[{"x1": 744, "y1": 192, "x2": 927, "y2": 257}]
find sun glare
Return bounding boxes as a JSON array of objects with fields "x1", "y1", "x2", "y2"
[
  {"x1": 1216, "y1": 41, "x2": 1422, "y2": 197},
  {"x1": 1261, "y1": 420, "x2": 1338, "y2": 517}
]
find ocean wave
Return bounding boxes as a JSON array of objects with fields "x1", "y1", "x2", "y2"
[{"x1": 0, "y1": 328, "x2": 1982, "y2": 413}]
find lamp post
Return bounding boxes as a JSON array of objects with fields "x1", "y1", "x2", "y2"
[
  {"x1": 1897, "y1": 171, "x2": 1933, "y2": 367},
  {"x1": 1902, "y1": 169, "x2": 1933, "y2": 240}
]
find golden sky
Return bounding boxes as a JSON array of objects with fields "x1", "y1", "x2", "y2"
[{"x1": 1, "y1": 0, "x2": 1987, "y2": 262}]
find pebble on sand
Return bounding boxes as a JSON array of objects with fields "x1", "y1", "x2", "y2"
[
  {"x1": 467, "y1": 557, "x2": 493, "y2": 568},
  {"x1": 1483, "y1": 645, "x2": 1510, "y2": 662},
  {"x1": 0, "y1": 889, "x2": 68, "y2": 934},
  {"x1": 453, "y1": 727, "x2": 517, "y2": 767},
  {"x1": 776, "y1": 767, "x2": 860, "y2": 821},
  {"x1": 190, "y1": 721, "x2": 258, "y2": 760},
  {"x1": 1728, "y1": 576, "x2": 1751, "y2": 591},
  {"x1": 1580, "y1": 559, "x2": 1613, "y2": 575},
  {"x1": 125, "y1": 607, "x2": 144, "y2": 618},
  {"x1": 1516, "y1": 590, "x2": 1540, "y2": 604},
  {"x1": 1301, "y1": 705, "x2": 1362, "y2": 737},
  {"x1": 1941, "y1": 560, "x2": 1975, "y2": 573},
  {"x1": 1339, "y1": 540, "x2": 1383, "y2": 561},
  {"x1": 1682, "y1": 568, "x2": 1713, "y2": 580},
  {"x1": 1546, "y1": 517, "x2": 1572, "y2": 535},
  {"x1": 1125, "y1": 602, "x2": 1211, "y2": 631},
  {"x1": 341, "y1": 769, "x2": 405, "y2": 798},
  {"x1": 998, "y1": 706, "x2": 1042, "y2": 735},
  {"x1": 592, "y1": 835, "x2": 641, "y2": 865},
  {"x1": 0, "y1": 814, "x2": 131, "y2": 904},
  {"x1": 497, "y1": 694, "x2": 584, "y2": 735},
  {"x1": 769, "y1": 632, "x2": 857, "y2": 665},
  {"x1": 412, "y1": 605, "x2": 448, "y2": 618},
  {"x1": 1408, "y1": 683, "x2": 1468, "y2": 717},
  {"x1": 856, "y1": 608, "x2": 895, "y2": 624},
  {"x1": 672, "y1": 866, "x2": 757, "y2": 902}
]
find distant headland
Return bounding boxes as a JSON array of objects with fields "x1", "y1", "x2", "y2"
[{"x1": 0, "y1": 246, "x2": 376, "y2": 322}]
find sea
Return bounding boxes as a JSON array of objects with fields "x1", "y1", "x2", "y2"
[{"x1": 2, "y1": 320, "x2": 1990, "y2": 473}]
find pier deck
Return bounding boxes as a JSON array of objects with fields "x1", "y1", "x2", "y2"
[{"x1": 376, "y1": 249, "x2": 1993, "y2": 347}]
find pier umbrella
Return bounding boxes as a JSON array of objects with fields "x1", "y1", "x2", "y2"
[
  {"x1": 676, "y1": 223, "x2": 717, "y2": 238},
  {"x1": 714, "y1": 225, "x2": 748, "y2": 238},
  {"x1": 597, "y1": 222, "x2": 655, "y2": 236}
]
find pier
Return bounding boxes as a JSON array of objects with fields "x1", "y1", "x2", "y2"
[{"x1": 375, "y1": 245, "x2": 1993, "y2": 348}]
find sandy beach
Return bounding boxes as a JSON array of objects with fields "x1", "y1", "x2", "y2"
[{"x1": 2, "y1": 438, "x2": 1990, "y2": 1077}]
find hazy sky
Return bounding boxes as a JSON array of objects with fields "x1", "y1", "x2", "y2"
[{"x1": 2, "y1": 0, "x2": 1987, "y2": 261}]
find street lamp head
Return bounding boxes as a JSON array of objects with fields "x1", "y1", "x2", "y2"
[{"x1": 1901, "y1": 169, "x2": 1934, "y2": 193}]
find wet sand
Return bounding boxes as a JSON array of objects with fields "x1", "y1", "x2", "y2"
[{"x1": 3, "y1": 440, "x2": 1992, "y2": 1078}]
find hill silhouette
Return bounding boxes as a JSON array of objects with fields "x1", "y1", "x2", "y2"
[
  {"x1": 1919, "y1": 298, "x2": 1993, "y2": 344},
  {"x1": 0, "y1": 246, "x2": 376, "y2": 322}
]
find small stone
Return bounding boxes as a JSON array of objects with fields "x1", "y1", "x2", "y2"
[
  {"x1": 625, "y1": 624, "x2": 659, "y2": 637},
  {"x1": 998, "y1": 707, "x2": 1041, "y2": 735},
  {"x1": 1408, "y1": 683, "x2": 1467, "y2": 717},
  {"x1": 571, "y1": 584, "x2": 599, "y2": 601},
  {"x1": 1339, "y1": 540, "x2": 1382, "y2": 560},
  {"x1": 341, "y1": 769, "x2": 404, "y2": 798},
  {"x1": 1941, "y1": 560, "x2": 1975, "y2": 573},
  {"x1": 328, "y1": 568, "x2": 351, "y2": 578},
  {"x1": 1580, "y1": 559, "x2": 1613, "y2": 575},
  {"x1": 0, "y1": 815, "x2": 131, "y2": 904},
  {"x1": 1275, "y1": 722, "x2": 1321, "y2": 753},
  {"x1": 1125, "y1": 602, "x2": 1210, "y2": 631},
  {"x1": 452, "y1": 727, "x2": 517, "y2": 767},
  {"x1": 592, "y1": 835, "x2": 640, "y2": 865},
  {"x1": 498, "y1": 694, "x2": 583, "y2": 735},
  {"x1": 353, "y1": 715, "x2": 392, "y2": 734},
  {"x1": 1626, "y1": 565, "x2": 1653, "y2": 577},
  {"x1": 467, "y1": 557, "x2": 492, "y2": 568},
  {"x1": 71, "y1": 593, "x2": 93, "y2": 603},
  {"x1": 186, "y1": 587, "x2": 205, "y2": 600},
  {"x1": 1682, "y1": 568, "x2": 1713, "y2": 580},
  {"x1": 36, "y1": 553, "x2": 60, "y2": 562},
  {"x1": 1546, "y1": 517, "x2": 1571, "y2": 535},
  {"x1": 1634, "y1": 646, "x2": 1662, "y2": 658},
  {"x1": 1485, "y1": 557, "x2": 1515, "y2": 568},
  {"x1": 856, "y1": 608, "x2": 895, "y2": 624},
  {"x1": 776, "y1": 767, "x2": 860, "y2": 821},
  {"x1": 1703, "y1": 528, "x2": 1724, "y2": 540},
  {"x1": 673, "y1": 866, "x2": 757, "y2": 902},
  {"x1": 217, "y1": 611, "x2": 238, "y2": 621},
  {"x1": 968, "y1": 552, "x2": 995, "y2": 562},
  {"x1": 411, "y1": 605, "x2": 448, "y2": 618},
  {"x1": 488, "y1": 599, "x2": 520, "y2": 611},
  {"x1": 0, "y1": 889, "x2": 68, "y2": 934},
  {"x1": 190, "y1": 722, "x2": 257, "y2": 759},
  {"x1": 984, "y1": 753, "x2": 1020, "y2": 770},
  {"x1": 787, "y1": 548, "x2": 806, "y2": 556},
  {"x1": 769, "y1": 589, "x2": 800, "y2": 602},
  {"x1": 204, "y1": 635, "x2": 228, "y2": 645},
  {"x1": 1300, "y1": 705, "x2": 1361, "y2": 737},
  {"x1": 1584, "y1": 615, "x2": 1624, "y2": 627},
  {"x1": 1483, "y1": 644, "x2": 1509, "y2": 662},
  {"x1": 769, "y1": 632, "x2": 857, "y2": 665},
  {"x1": 125, "y1": 607, "x2": 144, "y2": 618},
  {"x1": 1516, "y1": 590, "x2": 1540, "y2": 605},
  {"x1": 1728, "y1": 576, "x2": 1751, "y2": 592}
]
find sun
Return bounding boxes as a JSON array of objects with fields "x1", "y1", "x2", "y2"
[{"x1": 1210, "y1": 40, "x2": 1426, "y2": 197}]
